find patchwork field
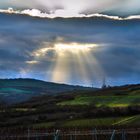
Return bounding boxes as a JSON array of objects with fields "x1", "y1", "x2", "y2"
[
  {"x1": 57, "y1": 95, "x2": 140, "y2": 107},
  {"x1": 0, "y1": 83, "x2": 139, "y2": 129}
]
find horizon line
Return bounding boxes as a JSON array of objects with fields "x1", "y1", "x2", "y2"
[{"x1": 0, "y1": 77, "x2": 139, "y2": 89}]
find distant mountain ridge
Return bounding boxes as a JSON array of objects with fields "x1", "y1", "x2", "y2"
[{"x1": 0, "y1": 78, "x2": 95, "y2": 104}]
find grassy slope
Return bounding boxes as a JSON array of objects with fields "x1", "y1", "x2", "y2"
[
  {"x1": 57, "y1": 86, "x2": 140, "y2": 107},
  {"x1": 33, "y1": 115, "x2": 140, "y2": 128},
  {"x1": 57, "y1": 95, "x2": 140, "y2": 107},
  {"x1": 62, "y1": 115, "x2": 140, "y2": 127},
  {"x1": 0, "y1": 84, "x2": 139, "y2": 128},
  {"x1": 0, "y1": 78, "x2": 94, "y2": 104}
]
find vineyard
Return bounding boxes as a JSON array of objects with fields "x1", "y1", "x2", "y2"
[{"x1": 0, "y1": 128, "x2": 140, "y2": 140}]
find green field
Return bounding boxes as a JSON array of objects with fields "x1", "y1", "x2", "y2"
[
  {"x1": 57, "y1": 95, "x2": 140, "y2": 107},
  {"x1": 0, "y1": 83, "x2": 139, "y2": 129},
  {"x1": 62, "y1": 115, "x2": 140, "y2": 127},
  {"x1": 32, "y1": 115, "x2": 140, "y2": 128}
]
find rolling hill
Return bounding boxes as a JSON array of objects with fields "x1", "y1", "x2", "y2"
[
  {"x1": 0, "y1": 83, "x2": 139, "y2": 128},
  {"x1": 0, "y1": 78, "x2": 94, "y2": 104}
]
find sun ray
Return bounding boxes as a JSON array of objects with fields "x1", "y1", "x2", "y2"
[
  {"x1": 50, "y1": 42, "x2": 102, "y2": 84},
  {"x1": 32, "y1": 41, "x2": 103, "y2": 85}
]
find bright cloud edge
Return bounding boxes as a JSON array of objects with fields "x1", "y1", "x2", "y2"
[{"x1": 0, "y1": 8, "x2": 140, "y2": 20}]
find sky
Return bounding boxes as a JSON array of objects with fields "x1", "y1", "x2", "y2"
[
  {"x1": 0, "y1": 1, "x2": 140, "y2": 87},
  {"x1": 0, "y1": 0, "x2": 140, "y2": 17}
]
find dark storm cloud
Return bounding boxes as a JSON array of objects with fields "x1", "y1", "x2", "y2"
[{"x1": 0, "y1": 13, "x2": 140, "y2": 86}]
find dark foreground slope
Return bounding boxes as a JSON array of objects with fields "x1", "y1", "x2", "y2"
[
  {"x1": 0, "y1": 78, "x2": 94, "y2": 104},
  {"x1": 0, "y1": 84, "x2": 139, "y2": 128}
]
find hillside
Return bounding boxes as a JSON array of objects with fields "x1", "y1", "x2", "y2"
[
  {"x1": 0, "y1": 78, "x2": 94, "y2": 104},
  {"x1": 0, "y1": 84, "x2": 139, "y2": 128},
  {"x1": 58, "y1": 84, "x2": 140, "y2": 107}
]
